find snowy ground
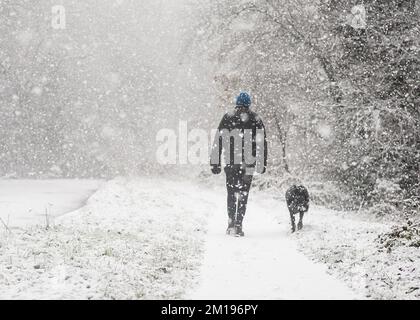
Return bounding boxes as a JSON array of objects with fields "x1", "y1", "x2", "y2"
[
  {"x1": 0, "y1": 178, "x2": 209, "y2": 299},
  {"x1": 248, "y1": 191, "x2": 420, "y2": 300},
  {"x1": 0, "y1": 180, "x2": 102, "y2": 228},
  {"x1": 293, "y1": 208, "x2": 420, "y2": 300},
  {"x1": 186, "y1": 190, "x2": 358, "y2": 300},
  {"x1": 0, "y1": 178, "x2": 418, "y2": 299}
]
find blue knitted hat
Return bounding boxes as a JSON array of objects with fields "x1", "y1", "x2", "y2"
[{"x1": 236, "y1": 92, "x2": 251, "y2": 108}]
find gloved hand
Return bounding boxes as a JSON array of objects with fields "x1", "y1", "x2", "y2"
[
  {"x1": 298, "y1": 205, "x2": 309, "y2": 212},
  {"x1": 211, "y1": 165, "x2": 222, "y2": 175},
  {"x1": 255, "y1": 166, "x2": 266, "y2": 175}
]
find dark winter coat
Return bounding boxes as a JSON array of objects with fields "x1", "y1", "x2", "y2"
[{"x1": 210, "y1": 107, "x2": 267, "y2": 174}]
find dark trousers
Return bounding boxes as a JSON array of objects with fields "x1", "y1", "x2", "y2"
[{"x1": 225, "y1": 165, "x2": 253, "y2": 225}]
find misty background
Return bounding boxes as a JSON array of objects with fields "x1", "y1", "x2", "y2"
[
  {"x1": 0, "y1": 0, "x2": 217, "y2": 178},
  {"x1": 1, "y1": 0, "x2": 419, "y2": 216}
]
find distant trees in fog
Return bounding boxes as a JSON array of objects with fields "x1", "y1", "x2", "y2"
[{"x1": 200, "y1": 0, "x2": 419, "y2": 213}]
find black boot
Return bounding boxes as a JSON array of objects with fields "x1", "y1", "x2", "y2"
[
  {"x1": 297, "y1": 221, "x2": 303, "y2": 231},
  {"x1": 226, "y1": 218, "x2": 235, "y2": 235},
  {"x1": 290, "y1": 213, "x2": 296, "y2": 233},
  {"x1": 234, "y1": 223, "x2": 245, "y2": 237}
]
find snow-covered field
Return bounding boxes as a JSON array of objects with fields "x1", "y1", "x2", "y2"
[
  {"x1": 0, "y1": 180, "x2": 102, "y2": 228},
  {"x1": 0, "y1": 178, "x2": 209, "y2": 299},
  {"x1": 0, "y1": 178, "x2": 418, "y2": 299}
]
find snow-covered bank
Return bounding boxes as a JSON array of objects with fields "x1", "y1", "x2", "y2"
[
  {"x1": 197, "y1": 176, "x2": 419, "y2": 300},
  {"x1": 292, "y1": 208, "x2": 420, "y2": 300},
  {"x1": 0, "y1": 180, "x2": 102, "y2": 228},
  {"x1": 0, "y1": 177, "x2": 418, "y2": 300},
  {"x1": 251, "y1": 189, "x2": 419, "y2": 300},
  {"x1": 0, "y1": 178, "x2": 209, "y2": 299}
]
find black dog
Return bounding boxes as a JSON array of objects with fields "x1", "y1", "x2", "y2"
[{"x1": 285, "y1": 185, "x2": 310, "y2": 233}]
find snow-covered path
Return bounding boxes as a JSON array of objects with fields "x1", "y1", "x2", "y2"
[
  {"x1": 0, "y1": 178, "x2": 360, "y2": 299},
  {"x1": 188, "y1": 187, "x2": 358, "y2": 300}
]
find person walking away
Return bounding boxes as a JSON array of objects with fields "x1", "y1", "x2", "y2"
[{"x1": 210, "y1": 92, "x2": 267, "y2": 237}]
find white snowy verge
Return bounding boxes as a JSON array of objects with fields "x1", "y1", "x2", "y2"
[
  {"x1": 292, "y1": 208, "x2": 420, "y2": 300},
  {"x1": 200, "y1": 175, "x2": 419, "y2": 300},
  {"x1": 0, "y1": 178, "x2": 208, "y2": 299},
  {"x1": 0, "y1": 176, "x2": 418, "y2": 300}
]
